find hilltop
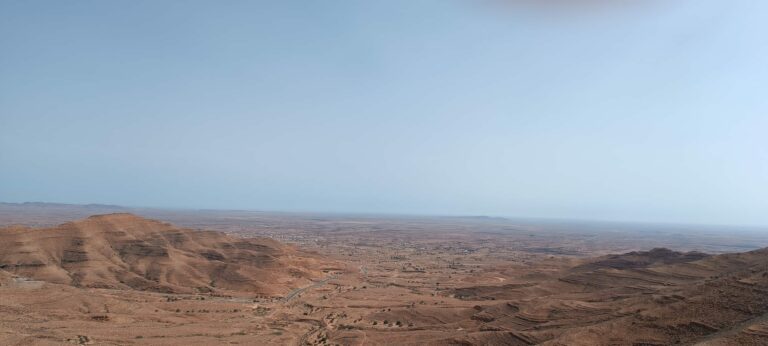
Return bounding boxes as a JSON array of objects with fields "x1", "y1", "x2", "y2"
[{"x1": 0, "y1": 213, "x2": 336, "y2": 295}]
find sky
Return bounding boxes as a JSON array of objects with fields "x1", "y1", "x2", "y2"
[{"x1": 1, "y1": 0, "x2": 767, "y2": 226}]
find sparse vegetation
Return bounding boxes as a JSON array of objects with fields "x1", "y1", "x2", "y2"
[{"x1": 4, "y1": 208, "x2": 768, "y2": 345}]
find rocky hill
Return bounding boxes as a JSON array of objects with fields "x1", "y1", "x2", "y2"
[{"x1": 0, "y1": 213, "x2": 337, "y2": 295}]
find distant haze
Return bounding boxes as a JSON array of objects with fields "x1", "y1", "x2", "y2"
[{"x1": 1, "y1": 1, "x2": 766, "y2": 226}]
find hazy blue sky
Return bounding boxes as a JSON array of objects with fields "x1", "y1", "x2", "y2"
[{"x1": 1, "y1": 1, "x2": 766, "y2": 225}]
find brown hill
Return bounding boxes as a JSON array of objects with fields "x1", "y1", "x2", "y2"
[
  {"x1": 442, "y1": 247, "x2": 768, "y2": 345},
  {"x1": 543, "y1": 247, "x2": 768, "y2": 345},
  {"x1": 571, "y1": 247, "x2": 710, "y2": 271},
  {"x1": 0, "y1": 213, "x2": 337, "y2": 295}
]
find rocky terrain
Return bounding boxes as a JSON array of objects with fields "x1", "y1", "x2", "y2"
[
  {"x1": 1, "y1": 207, "x2": 768, "y2": 345},
  {"x1": 0, "y1": 213, "x2": 336, "y2": 296}
]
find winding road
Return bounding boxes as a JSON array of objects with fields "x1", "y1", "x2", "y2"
[{"x1": 283, "y1": 274, "x2": 338, "y2": 303}]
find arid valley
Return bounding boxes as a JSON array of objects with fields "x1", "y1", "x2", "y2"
[
  {"x1": 4, "y1": 1, "x2": 768, "y2": 345},
  {"x1": 3, "y1": 203, "x2": 768, "y2": 345}
]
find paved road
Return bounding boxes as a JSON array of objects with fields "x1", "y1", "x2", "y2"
[
  {"x1": 283, "y1": 275, "x2": 337, "y2": 345},
  {"x1": 283, "y1": 274, "x2": 337, "y2": 303}
]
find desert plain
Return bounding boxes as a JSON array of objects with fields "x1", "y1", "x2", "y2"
[{"x1": 2, "y1": 203, "x2": 768, "y2": 345}]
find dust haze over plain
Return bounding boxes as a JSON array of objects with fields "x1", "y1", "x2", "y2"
[{"x1": 1, "y1": 0, "x2": 766, "y2": 226}]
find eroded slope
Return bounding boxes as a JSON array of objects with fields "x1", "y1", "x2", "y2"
[{"x1": 0, "y1": 214, "x2": 337, "y2": 295}]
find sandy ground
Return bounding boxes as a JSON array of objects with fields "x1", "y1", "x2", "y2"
[{"x1": 2, "y1": 205, "x2": 768, "y2": 345}]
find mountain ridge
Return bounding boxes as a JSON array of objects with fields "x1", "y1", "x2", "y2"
[{"x1": 0, "y1": 213, "x2": 337, "y2": 295}]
